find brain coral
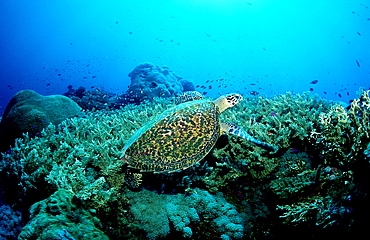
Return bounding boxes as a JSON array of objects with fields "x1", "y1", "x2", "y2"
[{"x1": 0, "y1": 89, "x2": 81, "y2": 152}]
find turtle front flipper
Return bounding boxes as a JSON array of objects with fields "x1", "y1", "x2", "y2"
[{"x1": 221, "y1": 122, "x2": 278, "y2": 152}]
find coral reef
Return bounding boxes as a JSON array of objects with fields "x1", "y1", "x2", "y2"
[
  {"x1": 127, "y1": 62, "x2": 184, "y2": 101},
  {"x1": 0, "y1": 90, "x2": 369, "y2": 239},
  {"x1": 18, "y1": 189, "x2": 109, "y2": 239},
  {"x1": 63, "y1": 85, "x2": 120, "y2": 111},
  {"x1": 0, "y1": 89, "x2": 81, "y2": 152}
]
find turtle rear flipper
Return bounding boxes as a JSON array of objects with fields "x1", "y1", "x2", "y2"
[{"x1": 221, "y1": 122, "x2": 278, "y2": 152}]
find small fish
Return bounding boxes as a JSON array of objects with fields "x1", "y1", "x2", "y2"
[
  {"x1": 309, "y1": 88, "x2": 314, "y2": 91},
  {"x1": 357, "y1": 32, "x2": 361, "y2": 36},
  {"x1": 290, "y1": 148, "x2": 299, "y2": 153},
  {"x1": 92, "y1": 76, "x2": 97, "y2": 78},
  {"x1": 338, "y1": 94, "x2": 342, "y2": 98},
  {"x1": 356, "y1": 60, "x2": 360, "y2": 67},
  {"x1": 267, "y1": 130, "x2": 276, "y2": 135},
  {"x1": 310, "y1": 80, "x2": 318, "y2": 84},
  {"x1": 270, "y1": 113, "x2": 277, "y2": 116}
]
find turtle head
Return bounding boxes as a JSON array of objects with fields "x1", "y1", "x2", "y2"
[{"x1": 214, "y1": 93, "x2": 243, "y2": 112}]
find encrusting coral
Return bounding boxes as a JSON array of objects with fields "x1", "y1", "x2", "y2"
[{"x1": 18, "y1": 189, "x2": 109, "y2": 239}]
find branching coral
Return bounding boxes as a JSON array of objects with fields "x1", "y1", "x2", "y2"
[
  {"x1": 310, "y1": 89, "x2": 370, "y2": 167},
  {"x1": 0, "y1": 98, "x2": 172, "y2": 209}
]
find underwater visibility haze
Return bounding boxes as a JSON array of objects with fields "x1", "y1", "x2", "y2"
[{"x1": 0, "y1": 0, "x2": 369, "y2": 239}]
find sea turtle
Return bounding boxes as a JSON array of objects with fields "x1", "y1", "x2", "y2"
[{"x1": 121, "y1": 91, "x2": 277, "y2": 186}]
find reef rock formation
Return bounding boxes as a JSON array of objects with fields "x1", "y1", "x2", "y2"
[
  {"x1": 0, "y1": 89, "x2": 81, "y2": 152},
  {"x1": 127, "y1": 62, "x2": 184, "y2": 101}
]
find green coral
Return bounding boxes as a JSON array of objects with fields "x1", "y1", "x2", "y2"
[
  {"x1": 220, "y1": 91, "x2": 332, "y2": 149},
  {"x1": 18, "y1": 189, "x2": 109, "y2": 239},
  {"x1": 270, "y1": 170, "x2": 317, "y2": 199},
  {"x1": 125, "y1": 188, "x2": 247, "y2": 239}
]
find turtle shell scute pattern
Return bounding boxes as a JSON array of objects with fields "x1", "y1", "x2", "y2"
[{"x1": 122, "y1": 100, "x2": 220, "y2": 173}]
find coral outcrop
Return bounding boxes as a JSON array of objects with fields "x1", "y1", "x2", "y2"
[
  {"x1": 0, "y1": 89, "x2": 81, "y2": 152},
  {"x1": 127, "y1": 62, "x2": 184, "y2": 101},
  {"x1": 63, "y1": 85, "x2": 119, "y2": 111}
]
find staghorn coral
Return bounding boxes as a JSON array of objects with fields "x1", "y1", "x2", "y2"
[
  {"x1": 209, "y1": 91, "x2": 333, "y2": 183},
  {"x1": 219, "y1": 91, "x2": 333, "y2": 149}
]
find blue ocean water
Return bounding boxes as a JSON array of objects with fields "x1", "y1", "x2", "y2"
[{"x1": 0, "y1": 0, "x2": 369, "y2": 112}]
